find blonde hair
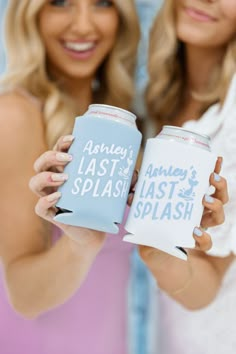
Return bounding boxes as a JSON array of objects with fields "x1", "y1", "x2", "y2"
[
  {"x1": 1, "y1": 0, "x2": 140, "y2": 148},
  {"x1": 146, "y1": 0, "x2": 236, "y2": 127}
]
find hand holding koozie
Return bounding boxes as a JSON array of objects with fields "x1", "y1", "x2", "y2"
[
  {"x1": 124, "y1": 126, "x2": 217, "y2": 260},
  {"x1": 54, "y1": 104, "x2": 142, "y2": 234}
]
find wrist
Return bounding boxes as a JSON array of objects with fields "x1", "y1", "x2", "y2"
[
  {"x1": 63, "y1": 231, "x2": 106, "y2": 258},
  {"x1": 157, "y1": 257, "x2": 193, "y2": 297},
  {"x1": 170, "y1": 259, "x2": 193, "y2": 296}
]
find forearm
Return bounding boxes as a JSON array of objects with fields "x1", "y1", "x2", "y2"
[
  {"x1": 141, "y1": 248, "x2": 234, "y2": 310},
  {"x1": 4, "y1": 234, "x2": 105, "y2": 318},
  {"x1": 153, "y1": 252, "x2": 220, "y2": 309}
]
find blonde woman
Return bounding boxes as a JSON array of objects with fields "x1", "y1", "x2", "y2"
[
  {"x1": 0, "y1": 1, "x2": 142, "y2": 353},
  {"x1": 144, "y1": 0, "x2": 236, "y2": 353}
]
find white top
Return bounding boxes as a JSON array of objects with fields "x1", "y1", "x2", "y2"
[
  {"x1": 160, "y1": 74, "x2": 236, "y2": 354},
  {"x1": 160, "y1": 260, "x2": 236, "y2": 354}
]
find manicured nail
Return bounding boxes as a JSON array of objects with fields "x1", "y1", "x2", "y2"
[
  {"x1": 47, "y1": 191, "x2": 61, "y2": 202},
  {"x1": 193, "y1": 227, "x2": 203, "y2": 237},
  {"x1": 204, "y1": 194, "x2": 214, "y2": 203},
  {"x1": 51, "y1": 173, "x2": 68, "y2": 182},
  {"x1": 63, "y1": 135, "x2": 74, "y2": 143},
  {"x1": 128, "y1": 191, "x2": 134, "y2": 199},
  {"x1": 56, "y1": 153, "x2": 73, "y2": 162},
  {"x1": 127, "y1": 192, "x2": 134, "y2": 205},
  {"x1": 214, "y1": 173, "x2": 221, "y2": 182},
  {"x1": 131, "y1": 170, "x2": 139, "y2": 186}
]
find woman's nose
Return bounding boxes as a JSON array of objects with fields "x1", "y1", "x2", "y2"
[{"x1": 70, "y1": 4, "x2": 95, "y2": 36}]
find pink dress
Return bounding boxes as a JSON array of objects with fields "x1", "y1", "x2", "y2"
[
  {"x1": 0, "y1": 89, "x2": 155, "y2": 354},
  {"x1": 0, "y1": 220, "x2": 134, "y2": 354}
]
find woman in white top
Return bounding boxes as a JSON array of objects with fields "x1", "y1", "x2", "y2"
[{"x1": 145, "y1": 0, "x2": 236, "y2": 353}]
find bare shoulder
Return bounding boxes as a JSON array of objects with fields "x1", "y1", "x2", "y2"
[
  {"x1": 0, "y1": 91, "x2": 44, "y2": 139},
  {"x1": 0, "y1": 91, "x2": 46, "y2": 158}
]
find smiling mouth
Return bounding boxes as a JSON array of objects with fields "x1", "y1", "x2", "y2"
[
  {"x1": 63, "y1": 41, "x2": 96, "y2": 53},
  {"x1": 185, "y1": 7, "x2": 218, "y2": 22}
]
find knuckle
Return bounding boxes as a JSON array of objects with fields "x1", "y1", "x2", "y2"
[
  {"x1": 29, "y1": 173, "x2": 48, "y2": 196},
  {"x1": 202, "y1": 236, "x2": 212, "y2": 251},
  {"x1": 223, "y1": 193, "x2": 229, "y2": 204},
  {"x1": 215, "y1": 198, "x2": 223, "y2": 210},
  {"x1": 34, "y1": 203, "x2": 40, "y2": 216},
  {"x1": 206, "y1": 240, "x2": 213, "y2": 251},
  {"x1": 203, "y1": 244, "x2": 212, "y2": 252},
  {"x1": 220, "y1": 178, "x2": 229, "y2": 202},
  {"x1": 28, "y1": 177, "x2": 35, "y2": 191},
  {"x1": 210, "y1": 198, "x2": 223, "y2": 213},
  {"x1": 44, "y1": 151, "x2": 53, "y2": 161},
  {"x1": 33, "y1": 159, "x2": 41, "y2": 172},
  {"x1": 216, "y1": 214, "x2": 225, "y2": 226}
]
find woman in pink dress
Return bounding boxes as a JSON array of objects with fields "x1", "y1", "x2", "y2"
[{"x1": 0, "y1": 1, "x2": 140, "y2": 353}]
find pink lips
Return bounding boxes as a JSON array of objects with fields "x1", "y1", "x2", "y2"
[
  {"x1": 61, "y1": 41, "x2": 97, "y2": 60},
  {"x1": 63, "y1": 46, "x2": 96, "y2": 60},
  {"x1": 185, "y1": 7, "x2": 217, "y2": 22}
]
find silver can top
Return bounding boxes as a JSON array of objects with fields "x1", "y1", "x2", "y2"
[
  {"x1": 157, "y1": 125, "x2": 211, "y2": 151},
  {"x1": 85, "y1": 104, "x2": 137, "y2": 128}
]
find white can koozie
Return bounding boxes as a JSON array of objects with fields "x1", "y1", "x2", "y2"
[{"x1": 124, "y1": 126, "x2": 217, "y2": 260}]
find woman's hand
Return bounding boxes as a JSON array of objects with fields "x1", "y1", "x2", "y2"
[
  {"x1": 200, "y1": 157, "x2": 228, "y2": 227},
  {"x1": 29, "y1": 135, "x2": 106, "y2": 247}
]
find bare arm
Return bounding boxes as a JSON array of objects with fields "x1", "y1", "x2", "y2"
[
  {"x1": 140, "y1": 246, "x2": 234, "y2": 310},
  {"x1": 0, "y1": 93, "x2": 105, "y2": 318},
  {"x1": 5, "y1": 229, "x2": 105, "y2": 318}
]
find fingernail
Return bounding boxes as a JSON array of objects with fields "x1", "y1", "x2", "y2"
[
  {"x1": 47, "y1": 191, "x2": 61, "y2": 202},
  {"x1": 51, "y1": 173, "x2": 68, "y2": 182},
  {"x1": 131, "y1": 170, "x2": 139, "y2": 185},
  {"x1": 127, "y1": 192, "x2": 134, "y2": 206},
  {"x1": 204, "y1": 194, "x2": 214, "y2": 203},
  {"x1": 128, "y1": 191, "x2": 134, "y2": 199},
  {"x1": 63, "y1": 135, "x2": 74, "y2": 143},
  {"x1": 193, "y1": 227, "x2": 203, "y2": 237},
  {"x1": 214, "y1": 173, "x2": 221, "y2": 182},
  {"x1": 56, "y1": 153, "x2": 73, "y2": 162}
]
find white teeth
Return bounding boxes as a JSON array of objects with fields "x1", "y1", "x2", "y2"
[{"x1": 64, "y1": 42, "x2": 95, "y2": 51}]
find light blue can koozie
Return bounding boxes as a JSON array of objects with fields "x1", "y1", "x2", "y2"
[{"x1": 54, "y1": 104, "x2": 142, "y2": 233}]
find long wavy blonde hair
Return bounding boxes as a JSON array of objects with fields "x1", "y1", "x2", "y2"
[
  {"x1": 1, "y1": 0, "x2": 140, "y2": 148},
  {"x1": 146, "y1": 0, "x2": 236, "y2": 127}
]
